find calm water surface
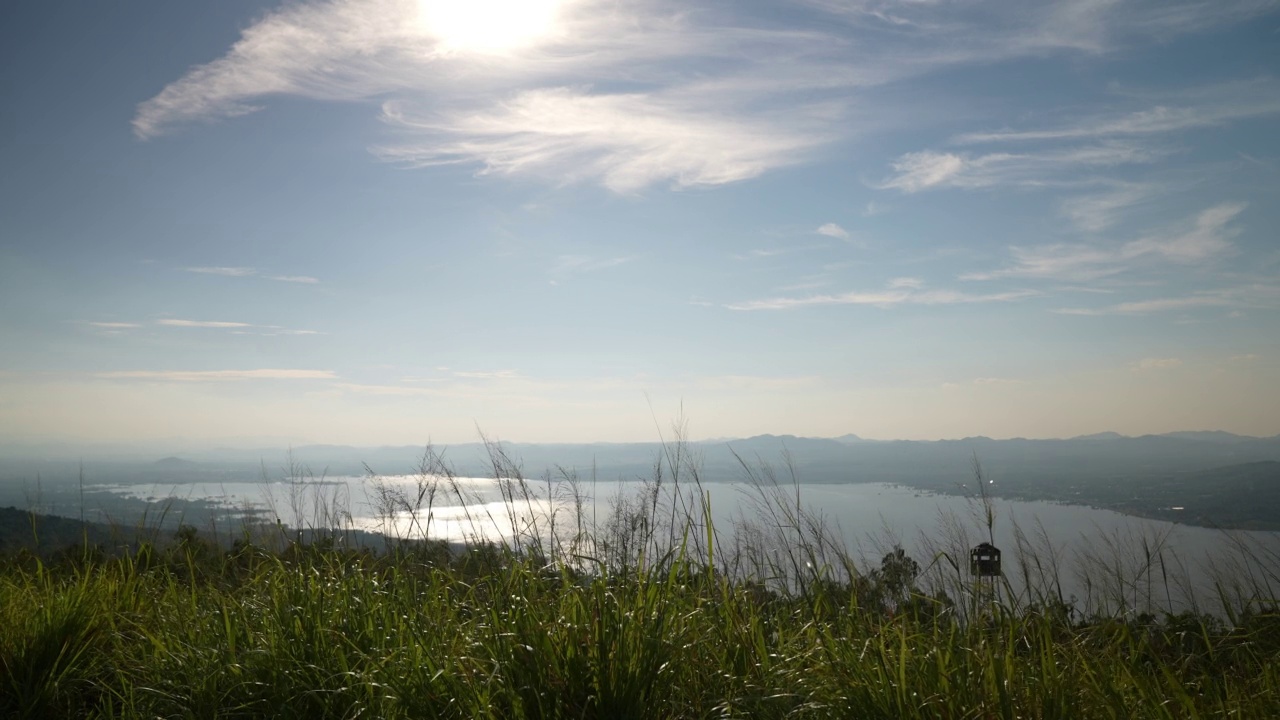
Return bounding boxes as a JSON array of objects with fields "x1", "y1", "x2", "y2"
[{"x1": 105, "y1": 475, "x2": 1280, "y2": 613}]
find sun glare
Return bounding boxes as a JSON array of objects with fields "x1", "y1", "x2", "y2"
[{"x1": 418, "y1": 0, "x2": 563, "y2": 53}]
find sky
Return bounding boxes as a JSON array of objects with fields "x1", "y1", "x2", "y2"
[{"x1": 1, "y1": 0, "x2": 1279, "y2": 448}]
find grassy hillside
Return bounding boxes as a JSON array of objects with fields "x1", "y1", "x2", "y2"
[
  {"x1": 3, "y1": 442, "x2": 1279, "y2": 718},
  {"x1": 0, "y1": 507, "x2": 122, "y2": 555},
  {"x1": 5, "y1": 536, "x2": 1280, "y2": 717}
]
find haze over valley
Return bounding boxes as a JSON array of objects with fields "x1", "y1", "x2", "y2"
[{"x1": 2, "y1": 0, "x2": 1278, "y2": 578}]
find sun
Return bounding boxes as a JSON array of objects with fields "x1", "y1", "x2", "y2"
[{"x1": 418, "y1": 0, "x2": 563, "y2": 54}]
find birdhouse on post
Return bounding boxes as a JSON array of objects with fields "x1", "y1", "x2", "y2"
[{"x1": 970, "y1": 542, "x2": 1001, "y2": 577}]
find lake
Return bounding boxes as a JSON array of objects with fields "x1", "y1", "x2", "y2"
[{"x1": 102, "y1": 473, "x2": 1280, "y2": 616}]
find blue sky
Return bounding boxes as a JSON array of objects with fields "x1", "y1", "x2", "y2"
[{"x1": 2, "y1": 0, "x2": 1279, "y2": 447}]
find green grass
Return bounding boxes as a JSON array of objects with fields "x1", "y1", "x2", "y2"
[
  {"x1": 4, "y1": 542, "x2": 1279, "y2": 718},
  {"x1": 3, "y1": 535, "x2": 1280, "y2": 718},
  {"x1": 2, "y1": 438, "x2": 1279, "y2": 718}
]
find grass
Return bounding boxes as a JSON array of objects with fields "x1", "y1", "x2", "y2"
[{"x1": 2, "y1": 431, "x2": 1279, "y2": 718}]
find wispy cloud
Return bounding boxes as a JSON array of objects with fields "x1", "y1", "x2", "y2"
[
  {"x1": 805, "y1": 0, "x2": 1277, "y2": 54},
  {"x1": 452, "y1": 370, "x2": 520, "y2": 380},
  {"x1": 877, "y1": 151, "x2": 966, "y2": 193},
  {"x1": 1056, "y1": 295, "x2": 1230, "y2": 316},
  {"x1": 877, "y1": 142, "x2": 1164, "y2": 193},
  {"x1": 182, "y1": 266, "x2": 320, "y2": 283},
  {"x1": 96, "y1": 369, "x2": 337, "y2": 381},
  {"x1": 550, "y1": 254, "x2": 636, "y2": 277},
  {"x1": 944, "y1": 377, "x2": 1028, "y2": 388},
  {"x1": 88, "y1": 322, "x2": 142, "y2": 329},
  {"x1": 333, "y1": 382, "x2": 438, "y2": 397},
  {"x1": 1121, "y1": 202, "x2": 1245, "y2": 263},
  {"x1": 972, "y1": 377, "x2": 1029, "y2": 386},
  {"x1": 964, "y1": 202, "x2": 1246, "y2": 282},
  {"x1": 726, "y1": 279, "x2": 1035, "y2": 310},
  {"x1": 233, "y1": 329, "x2": 323, "y2": 336},
  {"x1": 134, "y1": 0, "x2": 1274, "y2": 192},
  {"x1": 773, "y1": 277, "x2": 831, "y2": 293},
  {"x1": 183, "y1": 266, "x2": 257, "y2": 277},
  {"x1": 1132, "y1": 357, "x2": 1182, "y2": 370},
  {"x1": 816, "y1": 222, "x2": 851, "y2": 240},
  {"x1": 962, "y1": 244, "x2": 1125, "y2": 283},
  {"x1": 88, "y1": 319, "x2": 318, "y2": 334},
  {"x1": 1054, "y1": 283, "x2": 1279, "y2": 315},
  {"x1": 266, "y1": 275, "x2": 320, "y2": 284},
  {"x1": 134, "y1": 0, "x2": 846, "y2": 191},
  {"x1": 695, "y1": 374, "x2": 821, "y2": 391},
  {"x1": 954, "y1": 80, "x2": 1280, "y2": 144},
  {"x1": 734, "y1": 248, "x2": 789, "y2": 260},
  {"x1": 378, "y1": 89, "x2": 826, "y2": 192},
  {"x1": 873, "y1": 79, "x2": 1279, "y2": 232},
  {"x1": 1058, "y1": 182, "x2": 1156, "y2": 233},
  {"x1": 157, "y1": 319, "x2": 254, "y2": 329},
  {"x1": 154, "y1": 319, "x2": 321, "y2": 334},
  {"x1": 969, "y1": 244, "x2": 1123, "y2": 283}
]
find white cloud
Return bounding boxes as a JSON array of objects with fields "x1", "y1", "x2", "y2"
[
  {"x1": 735, "y1": 248, "x2": 788, "y2": 260},
  {"x1": 972, "y1": 377, "x2": 1028, "y2": 386},
  {"x1": 183, "y1": 267, "x2": 320, "y2": 283},
  {"x1": 816, "y1": 222, "x2": 851, "y2": 240},
  {"x1": 88, "y1": 322, "x2": 142, "y2": 329},
  {"x1": 333, "y1": 382, "x2": 438, "y2": 396},
  {"x1": 955, "y1": 81, "x2": 1280, "y2": 144},
  {"x1": 965, "y1": 202, "x2": 1245, "y2": 281},
  {"x1": 1054, "y1": 283, "x2": 1279, "y2": 315},
  {"x1": 183, "y1": 266, "x2": 257, "y2": 277},
  {"x1": 134, "y1": 0, "x2": 845, "y2": 192},
  {"x1": 878, "y1": 142, "x2": 1163, "y2": 194},
  {"x1": 1058, "y1": 182, "x2": 1155, "y2": 233},
  {"x1": 1133, "y1": 358, "x2": 1182, "y2": 370},
  {"x1": 1122, "y1": 202, "x2": 1245, "y2": 263},
  {"x1": 726, "y1": 278, "x2": 1035, "y2": 310},
  {"x1": 695, "y1": 375, "x2": 821, "y2": 391},
  {"x1": 773, "y1": 278, "x2": 830, "y2": 293},
  {"x1": 267, "y1": 275, "x2": 321, "y2": 284},
  {"x1": 152, "y1": 319, "x2": 320, "y2": 335},
  {"x1": 90, "y1": 319, "x2": 317, "y2": 335},
  {"x1": 452, "y1": 370, "x2": 520, "y2": 380},
  {"x1": 157, "y1": 319, "x2": 254, "y2": 328},
  {"x1": 878, "y1": 151, "x2": 966, "y2": 192},
  {"x1": 135, "y1": 0, "x2": 1276, "y2": 193},
  {"x1": 97, "y1": 369, "x2": 337, "y2": 381},
  {"x1": 1056, "y1": 296, "x2": 1228, "y2": 315},
  {"x1": 377, "y1": 89, "x2": 823, "y2": 192},
  {"x1": 961, "y1": 244, "x2": 1123, "y2": 283},
  {"x1": 550, "y1": 254, "x2": 636, "y2": 276},
  {"x1": 806, "y1": 0, "x2": 1277, "y2": 55},
  {"x1": 231, "y1": 329, "x2": 324, "y2": 337},
  {"x1": 871, "y1": 79, "x2": 1277, "y2": 229}
]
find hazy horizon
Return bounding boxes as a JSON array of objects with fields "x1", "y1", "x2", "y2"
[
  {"x1": 3, "y1": 0, "x2": 1278, "y2": 447},
  {"x1": 3, "y1": 428, "x2": 1278, "y2": 461}
]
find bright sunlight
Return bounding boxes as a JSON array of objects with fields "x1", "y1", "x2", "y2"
[{"x1": 418, "y1": 0, "x2": 563, "y2": 53}]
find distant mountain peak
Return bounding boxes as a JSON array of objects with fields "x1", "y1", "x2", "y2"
[
  {"x1": 1158, "y1": 431, "x2": 1256, "y2": 444},
  {"x1": 1072, "y1": 432, "x2": 1127, "y2": 441},
  {"x1": 154, "y1": 456, "x2": 198, "y2": 467}
]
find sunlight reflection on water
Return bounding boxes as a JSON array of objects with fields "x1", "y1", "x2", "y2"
[{"x1": 104, "y1": 475, "x2": 1280, "y2": 613}]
